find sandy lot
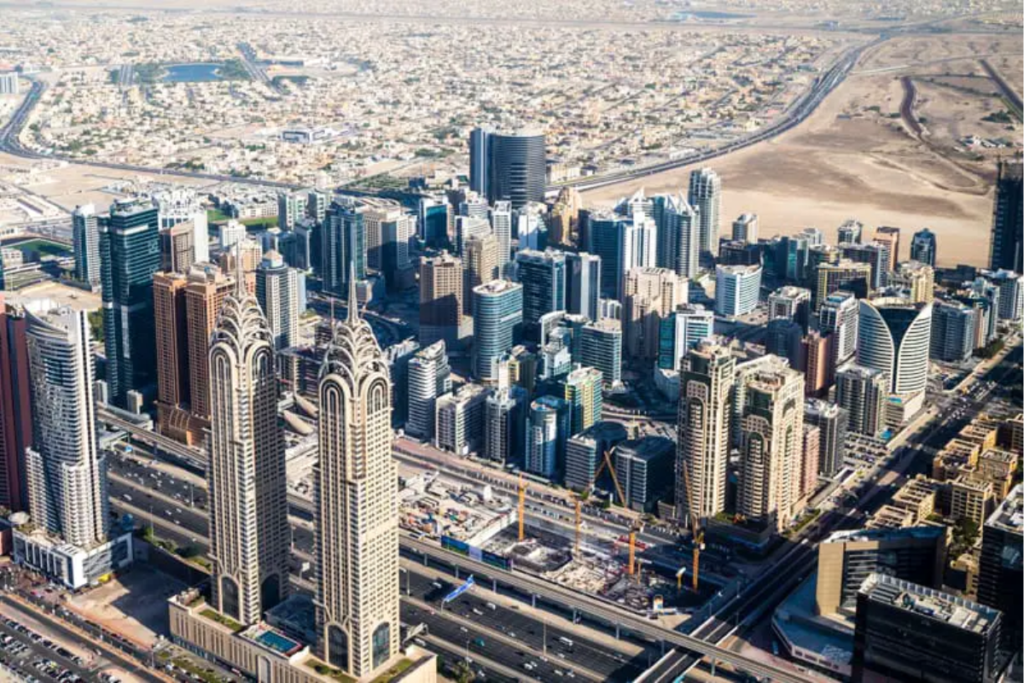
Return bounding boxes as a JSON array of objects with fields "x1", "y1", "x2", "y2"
[
  {"x1": 67, "y1": 565, "x2": 186, "y2": 649},
  {"x1": 584, "y1": 33, "x2": 1023, "y2": 267}
]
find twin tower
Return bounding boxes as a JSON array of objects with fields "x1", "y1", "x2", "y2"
[{"x1": 206, "y1": 265, "x2": 398, "y2": 679}]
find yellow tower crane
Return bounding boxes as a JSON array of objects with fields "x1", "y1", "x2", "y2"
[
  {"x1": 678, "y1": 460, "x2": 705, "y2": 592},
  {"x1": 592, "y1": 448, "x2": 643, "y2": 578}
]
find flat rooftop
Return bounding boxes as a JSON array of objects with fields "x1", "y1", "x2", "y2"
[
  {"x1": 824, "y1": 524, "x2": 945, "y2": 545},
  {"x1": 859, "y1": 574, "x2": 999, "y2": 635},
  {"x1": 987, "y1": 483, "x2": 1023, "y2": 534}
]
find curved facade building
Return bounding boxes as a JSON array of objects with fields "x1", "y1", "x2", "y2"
[
  {"x1": 857, "y1": 298, "x2": 933, "y2": 395},
  {"x1": 315, "y1": 274, "x2": 399, "y2": 678},
  {"x1": 488, "y1": 130, "x2": 546, "y2": 210},
  {"x1": 208, "y1": 270, "x2": 290, "y2": 627},
  {"x1": 473, "y1": 280, "x2": 523, "y2": 382}
]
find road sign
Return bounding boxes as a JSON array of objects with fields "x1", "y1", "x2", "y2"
[{"x1": 443, "y1": 575, "x2": 475, "y2": 603}]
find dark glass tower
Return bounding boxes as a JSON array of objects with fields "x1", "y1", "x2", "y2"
[
  {"x1": 100, "y1": 199, "x2": 161, "y2": 407},
  {"x1": 322, "y1": 198, "x2": 367, "y2": 297},
  {"x1": 910, "y1": 228, "x2": 937, "y2": 267},
  {"x1": 487, "y1": 130, "x2": 546, "y2": 210},
  {"x1": 989, "y1": 159, "x2": 1022, "y2": 273}
]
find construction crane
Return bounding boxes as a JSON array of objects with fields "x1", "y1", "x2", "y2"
[
  {"x1": 678, "y1": 460, "x2": 705, "y2": 592},
  {"x1": 573, "y1": 495, "x2": 582, "y2": 558},
  {"x1": 518, "y1": 473, "x2": 528, "y2": 542},
  {"x1": 592, "y1": 448, "x2": 643, "y2": 579}
]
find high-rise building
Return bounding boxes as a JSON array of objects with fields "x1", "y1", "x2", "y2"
[
  {"x1": 675, "y1": 341, "x2": 735, "y2": 525},
  {"x1": 454, "y1": 215, "x2": 491, "y2": 258},
  {"x1": 315, "y1": 276, "x2": 399, "y2": 677},
  {"x1": 731, "y1": 213, "x2": 758, "y2": 244},
  {"x1": 468, "y1": 127, "x2": 492, "y2": 197},
  {"x1": 657, "y1": 303, "x2": 714, "y2": 371},
  {"x1": 804, "y1": 399, "x2": 848, "y2": 478},
  {"x1": 153, "y1": 189, "x2": 209, "y2": 263},
  {"x1": 613, "y1": 437, "x2": 674, "y2": 512},
  {"x1": 489, "y1": 201, "x2": 513, "y2": 273},
  {"x1": 977, "y1": 484, "x2": 1022, "y2": 662},
  {"x1": 816, "y1": 526, "x2": 947, "y2": 617},
  {"x1": 525, "y1": 396, "x2": 570, "y2": 479},
  {"x1": 768, "y1": 286, "x2": 812, "y2": 329},
  {"x1": 516, "y1": 249, "x2": 566, "y2": 340},
  {"x1": 819, "y1": 290, "x2": 860, "y2": 365},
  {"x1": 463, "y1": 233, "x2": 500, "y2": 315},
  {"x1": 473, "y1": 280, "x2": 523, "y2": 382},
  {"x1": 988, "y1": 159, "x2": 1022, "y2": 273},
  {"x1": 100, "y1": 199, "x2": 161, "y2": 407},
  {"x1": 363, "y1": 199, "x2": 415, "y2": 291},
  {"x1": 153, "y1": 271, "x2": 197, "y2": 444},
  {"x1": 487, "y1": 129, "x2": 546, "y2": 209},
  {"x1": 207, "y1": 269, "x2": 289, "y2": 627},
  {"x1": 579, "y1": 318, "x2": 622, "y2": 387},
  {"x1": 484, "y1": 385, "x2": 527, "y2": 466},
  {"x1": 688, "y1": 168, "x2": 721, "y2": 259},
  {"x1": 255, "y1": 251, "x2": 302, "y2": 351},
  {"x1": 736, "y1": 361, "x2": 805, "y2": 533},
  {"x1": 910, "y1": 228, "x2": 937, "y2": 267},
  {"x1": 419, "y1": 252, "x2": 464, "y2": 347},
  {"x1": 564, "y1": 422, "x2": 628, "y2": 493},
  {"x1": 857, "y1": 298, "x2": 933, "y2": 396},
  {"x1": 815, "y1": 260, "x2": 872, "y2": 309},
  {"x1": 548, "y1": 187, "x2": 582, "y2": 247},
  {"x1": 563, "y1": 366, "x2": 603, "y2": 436},
  {"x1": 715, "y1": 264, "x2": 762, "y2": 317},
  {"x1": 160, "y1": 222, "x2": 196, "y2": 275},
  {"x1": 653, "y1": 194, "x2": 700, "y2": 278},
  {"x1": 765, "y1": 319, "x2": 804, "y2": 367},
  {"x1": 873, "y1": 226, "x2": 901, "y2": 272},
  {"x1": 459, "y1": 191, "x2": 489, "y2": 220},
  {"x1": 405, "y1": 341, "x2": 451, "y2": 441},
  {"x1": 837, "y1": 219, "x2": 863, "y2": 245},
  {"x1": 565, "y1": 252, "x2": 601, "y2": 322},
  {"x1": 853, "y1": 574, "x2": 1002, "y2": 683},
  {"x1": 277, "y1": 190, "x2": 309, "y2": 232},
  {"x1": 802, "y1": 330, "x2": 833, "y2": 396},
  {"x1": 0, "y1": 301, "x2": 31, "y2": 513},
  {"x1": 888, "y1": 260, "x2": 935, "y2": 304},
  {"x1": 588, "y1": 212, "x2": 626, "y2": 299},
  {"x1": 435, "y1": 384, "x2": 488, "y2": 455},
  {"x1": 72, "y1": 204, "x2": 101, "y2": 287},
  {"x1": 930, "y1": 300, "x2": 977, "y2": 363},
  {"x1": 418, "y1": 195, "x2": 451, "y2": 250},
  {"x1": 185, "y1": 265, "x2": 235, "y2": 430},
  {"x1": 800, "y1": 424, "x2": 820, "y2": 503},
  {"x1": 219, "y1": 220, "x2": 246, "y2": 251},
  {"x1": 624, "y1": 267, "x2": 686, "y2": 360},
  {"x1": 217, "y1": 237, "x2": 262, "y2": 295},
  {"x1": 989, "y1": 269, "x2": 1024, "y2": 321},
  {"x1": 322, "y1": 198, "x2": 366, "y2": 297},
  {"x1": 836, "y1": 363, "x2": 887, "y2": 436},
  {"x1": 23, "y1": 303, "x2": 107, "y2": 548}
]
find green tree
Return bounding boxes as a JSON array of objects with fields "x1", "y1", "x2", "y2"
[{"x1": 88, "y1": 309, "x2": 104, "y2": 343}]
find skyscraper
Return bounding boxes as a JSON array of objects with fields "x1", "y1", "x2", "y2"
[
  {"x1": 72, "y1": 204, "x2": 101, "y2": 287},
  {"x1": 153, "y1": 271, "x2": 194, "y2": 444},
  {"x1": 837, "y1": 219, "x2": 863, "y2": 245},
  {"x1": 657, "y1": 303, "x2": 715, "y2": 372},
  {"x1": 185, "y1": 265, "x2": 235, "y2": 430},
  {"x1": 468, "y1": 126, "x2": 492, "y2": 197},
  {"x1": 835, "y1": 363, "x2": 887, "y2": 436},
  {"x1": 715, "y1": 264, "x2": 762, "y2": 316},
  {"x1": 588, "y1": 211, "x2": 627, "y2": 298},
  {"x1": 988, "y1": 159, "x2": 1022, "y2": 273},
  {"x1": 100, "y1": 199, "x2": 161, "y2": 407},
  {"x1": 277, "y1": 190, "x2": 309, "y2": 232},
  {"x1": 930, "y1": 300, "x2": 977, "y2": 363},
  {"x1": 255, "y1": 251, "x2": 303, "y2": 351},
  {"x1": 687, "y1": 167, "x2": 722, "y2": 259},
  {"x1": 563, "y1": 366, "x2": 603, "y2": 435},
  {"x1": 419, "y1": 252, "x2": 464, "y2": 347},
  {"x1": 910, "y1": 228, "x2": 937, "y2": 267},
  {"x1": 565, "y1": 252, "x2": 601, "y2": 322},
  {"x1": 362, "y1": 199, "x2": 415, "y2": 291},
  {"x1": 732, "y1": 213, "x2": 759, "y2": 244},
  {"x1": 815, "y1": 259, "x2": 872, "y2": 308},
  {"x1": 977, "y1": 484, "x2": 1022, "y2": 663},
  {"x1": 624, "y1": 267, "x2": 687, "y2": 360},
  {"x1": 418, "y1": 195, "x2": 451, "y2": 250},
  {"x1": 736, "y1": 360, "x2": 805, "y2": 532},
  {"x1": 888, "y1": 260, "x2": 935, "y2": 304},
  {"x1": 653, "y1": 194, "x2": 700, "y2": 278},
  {"x1": 525, "y1": 396, "x2": 570, "y2": 479},
  {"x1": 23, "y1": 303, "x2": 107, "y2": 548},
  {"x1": 473, "y1": 280, "x2": 523, "y2": 382},
  {"x1": 515, "y1": 249, "x2": 566, "y2": 340},
  {"x1": 153, "y1": 188, "x2": 210, "y2": 263},
  {"x1": 463, "y1": 233, "x2": 499, "y2": 315},
  {"x1": 322, "y1": 198, "x2": 366, "y2": 297},
  {"x1": 315, "y1": 274, "x2": 399, "y2": 677},
  {"x1": 0, "y1": 301, "x2": 31, "y2": 513},
  {"x1": 207, "y1": 262, "x2": 289, "y2": 627},
  {"x1": 548, "y1": 187, "x2": 582, "y2": 247},
  {"x1": 819, "y1": 290, "x2": 860, "y2": 365},
  {"x1": 489, "y1": 201, "x2": 513, "y2": 273},
  {"x1": 160, "y1": 222, "x2": 196, "y2": 275},
  {"x1": 803, "y1": 399, "x2": 848, "y2": 479},
  {"x1": 873, "y1": 226, "x2": 901, "y2": 272},
  {"x1": 484, "y1": 385, "x2": 528, "y2": 466},
  {"x1": 675, "y1": 341, "x2": 735, "y2": 525},
  {"x1": 579, "y1": 318, "x2": 622, "y2": 387},
  {"x1": 515, "y1": 202, "x2": 548, "y2": 252},
  {"x1": 857, "y1": 298, "x2": 933, "y2": 396},
  {"x1": 487, "y1": 129, "x2": 546, "y2": 209},
  {"x1": 405, "y1": 340, "x2": 452, "y2": 441},
  {"x1": 768, "y1": 286, "x2": 812, "y2": 329}
]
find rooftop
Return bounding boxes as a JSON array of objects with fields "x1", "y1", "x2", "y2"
[
  {"x1": 859, "y1": 574, "x2": 1000, "y2": 635},
  {"x1": 986, "y1": 483, "x2": 1023, "y2": 534},
  {"x1": 823, "y1": 524, "x2": 945, "y2": 545}
]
